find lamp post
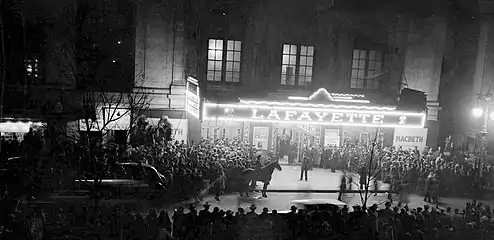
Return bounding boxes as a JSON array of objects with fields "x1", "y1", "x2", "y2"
[{"x1": 472, "y1": 87, "x2": 494, "y2": 198}]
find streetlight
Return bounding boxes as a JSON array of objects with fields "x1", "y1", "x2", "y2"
[
  {"x1": 472, "y1": 86, "x2": 493, "y2": 198},
  {"x1": 472, "y1": 107, "x2": 484, "y2": 118}
]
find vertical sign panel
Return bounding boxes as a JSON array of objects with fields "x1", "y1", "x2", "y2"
[{"x1": 186, "y1": 77, "x2": 200, "y2": 119}]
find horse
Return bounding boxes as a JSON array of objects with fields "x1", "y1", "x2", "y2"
[{"x1": 241, "y1": 161, "x2": 282, "y2": 198}]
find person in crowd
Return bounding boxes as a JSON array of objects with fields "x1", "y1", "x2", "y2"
[
  {"x1": 338, "y1": 175, "x2": 347, "y2": 201},
  {"x1": 300, "y1": 157, "x2": 309, "y2": 181}
]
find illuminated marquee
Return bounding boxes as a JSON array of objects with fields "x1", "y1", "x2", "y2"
[{"x1": 203, "y1": 103, "x2": 426, "y2": 128}]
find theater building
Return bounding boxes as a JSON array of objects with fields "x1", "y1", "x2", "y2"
[
  {"x1": 132, "y1": 0, "x2": 473, "y2": 147},
  {"x1": 201, "y1": 88, "x2": 427, "y2": 152}
]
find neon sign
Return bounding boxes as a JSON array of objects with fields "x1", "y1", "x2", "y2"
[{"x1": 203, "y1": 103, "x2": 426, "y2": 128}]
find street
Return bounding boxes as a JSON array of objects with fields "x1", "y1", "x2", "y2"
[
  {"x1": 163, "y1": 165, "x2": 494, "y2": 213},
  {"x1": 165, "y1": 165, "x2": 393, "y2": 213}
]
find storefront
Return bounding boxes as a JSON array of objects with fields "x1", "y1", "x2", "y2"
[
  {"x1": 202, "y1": 88, "x2": 427, "y2": 161},
  {"x1": 0, "y1": 119, "x2": 44, "y2": 140}
]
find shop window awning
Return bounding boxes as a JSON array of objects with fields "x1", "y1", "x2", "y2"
[{"x1": 0, "y1": 121, "x2": 43, "y2": 133}]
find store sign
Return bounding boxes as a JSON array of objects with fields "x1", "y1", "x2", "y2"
[
  {"x1": 253, "y1": 126, "x2": 269, "y2": 150},
  {"x1": 393, "y1": 128, "x2": 428, "y2": 151},
  {"x1": 168, "y1": 119, "x2": 188, "y2": 143},
  {"x1": 204, "y1": 103, "x2": 426, "y2": 128},
  {"x1": 79, "y1": 119, "x2": 103, "y2": 131},
  {"x1": 103, "y1": 107, "x2": 130, "y2": 130},
  {"x1": 324, "y1": 129, "x2": 340, "y2": 147},
  {"x1": 186, "y1": 77, "x2": 200, "y2": 119}
]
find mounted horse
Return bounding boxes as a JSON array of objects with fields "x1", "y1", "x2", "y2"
[{"x1": 240, "y1": 161, "x2": 282, "y2": 198}]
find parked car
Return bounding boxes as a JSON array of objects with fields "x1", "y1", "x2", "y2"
[
  {"x1": 278, "y1": 198, "x2": 347, "y2": 214},
  {"x1": 73, "y1": 162, "x2": 167, "y2": 201}
]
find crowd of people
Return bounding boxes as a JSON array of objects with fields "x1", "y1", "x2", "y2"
[
  {"x1": 3, "y1": 129, "x2": 494, "y2": 239},
  {"x1": 292, "y1": 140, "x2": 494, "y2": 202},
  {"x1": 5, "y1": 197, "x2": 493, "y2": 239},
  {"x1": 125, "y1": 137, "x2": 491, "y2": 205}
]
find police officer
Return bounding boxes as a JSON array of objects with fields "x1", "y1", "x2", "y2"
[{"x1": 300, "y1": 157, "x2": 309, "y2": 181}]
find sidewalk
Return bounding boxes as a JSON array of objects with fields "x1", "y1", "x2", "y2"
[{"x1": 381, "y1": 193, "x2": 494, "y2": 210}]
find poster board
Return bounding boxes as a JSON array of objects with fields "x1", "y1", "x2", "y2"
[
  {"x1": 148, "y1": 118, "x2": 188, "y2": 143},
  {"x1": 253, "y1": 126, "x2": 269, "y2": 150},
  {"x1": 324, "y1": 129, "x2": 340, "y2": 147},
  {"x1": 393, "y1": 128, "x2": 428, "y2": 151}
]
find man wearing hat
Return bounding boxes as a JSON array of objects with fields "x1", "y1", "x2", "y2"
[
  {"x1": 286, "y1": 206, "x2": 298, "y2": 237},
  {"x1": 184, "y1": 205, "x2": 197, "y2": 236},
  {"x1": 246, "y1": 204, "x2": 258, "y2": 216},
  {"x1": 300, "y1": 157, "x2": 309, "y2": 181},
  {"x1": 198, "y1": 202, "x2": 212, "y2": 235},
  {"x1": 199, "y1": 202, "x2": 211, "y2": 222}
]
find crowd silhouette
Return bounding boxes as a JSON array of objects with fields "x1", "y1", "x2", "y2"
[{"x1": 2, "y1": 134, "x2": 494, "y2": 239}]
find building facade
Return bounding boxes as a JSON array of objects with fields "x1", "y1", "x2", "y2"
[
  {"x1": 135, "y1": 0, "x2": 454, "y2": 149},
  {"x1": 6, "y1": 0, "x2": 484, "y2": 150}
]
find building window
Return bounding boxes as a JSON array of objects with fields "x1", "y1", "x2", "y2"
[
  {"x1": 351, "y1": 49, "x2": 383, "y2": 90},
  {"x1": 207, "y1": 39, "x2": 241, "y2": 83},
  {"x1": 281, "y1": 44, "x2": 314, "y2": 86},
  {"x1": 25, "y1": 58, "x2": 40, "y2": 84}
]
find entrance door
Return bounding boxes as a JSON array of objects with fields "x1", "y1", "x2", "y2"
[{"x1": 253, "y1": 127, "x2": 269, "y2": 150}]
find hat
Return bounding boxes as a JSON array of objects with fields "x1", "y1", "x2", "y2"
[
  {"x1": 290, "y1": 205, "x2": 297, "y2": 210},
  {"x1": 250, "y1": 204, "x2": 257, "y2": 210},
  {"x1": 203, "y1": 202, "x2": 211, "y2": 208}
]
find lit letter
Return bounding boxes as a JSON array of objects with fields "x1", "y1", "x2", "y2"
[
  {"x1": 266, "y1": 110, "x2": 280, "y2": 120},
  {"x1": 331, "y1": 113, "x2": 344, "y2": 123},
  {"x1": 346, "y1": 113, "x2": 357, "y2": 123},
  {"x1": 252, "y1": 109, "x2": 263, "y2": 119},
  {"x1": 372, "y1": 114, "x2": 384, "y2": 124},
  {"x1": 285, "y1": 111, "x2": 297, "y2": 121},
  {"x1": 359, "y1": 114, "x2": 371, "y2": 123},
  {"x1": 314, "y1": 112, "x2": 328, "y2": 121},
  {"x1": 297, "y1": 112, "x2": 312, "y2": 121}
]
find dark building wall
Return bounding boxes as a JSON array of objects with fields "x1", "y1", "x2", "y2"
[
  {"x1": 136, "y1": 0, "x2": 465, "y2": 147},
  {"x1": 2, "y1": 0, "x2": 137, "y2": 120},
  {"x1": 438, "y1": 17, "x2": 479, "y2": 147},
  {"x1": 193, "y1": 0, "x2": 425, "y2": 104}
]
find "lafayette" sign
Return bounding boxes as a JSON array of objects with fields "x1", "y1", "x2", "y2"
[{"x1": 204, "y1": 103, "x2": 426, "y2": 128}]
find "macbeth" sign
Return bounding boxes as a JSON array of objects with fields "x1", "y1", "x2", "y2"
[
  {"x1": 203, "y1": 103, "x2": 426, "y2": 128},
  {"x1": 393, "y1": 128, "x2": 428, "y2": 151}
]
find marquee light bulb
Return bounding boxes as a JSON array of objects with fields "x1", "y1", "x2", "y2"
[
  {"x1": 205, "y1": 103, "x2": 423, "y2": 116},
  {"x1": 239, "y1": 100, "x2": 394, "y2": 111},
  {"x1": 308, "y1": 88, "x2": 334, "y2": 101},
  {"x1": 203, "y1": 116, "x2": 425, "y2": 129}
]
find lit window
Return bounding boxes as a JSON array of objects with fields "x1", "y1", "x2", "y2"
[
  {"x1": 25, "y1": 58, "x2": 39, "y2": 78},
  {"x1": 207, "y1": 39, "x2": 242, "y2": 83},
  {"x1": 281, "y1": 44, "x2": 314, "y2": 86},
  {"x1": 351, "y1": 49, "x2": 383, "y2": 90}
]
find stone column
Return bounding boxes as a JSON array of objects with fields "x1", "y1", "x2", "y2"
[{"x1": 402, "y1": 16, "x2": 447, "y2": 148}]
